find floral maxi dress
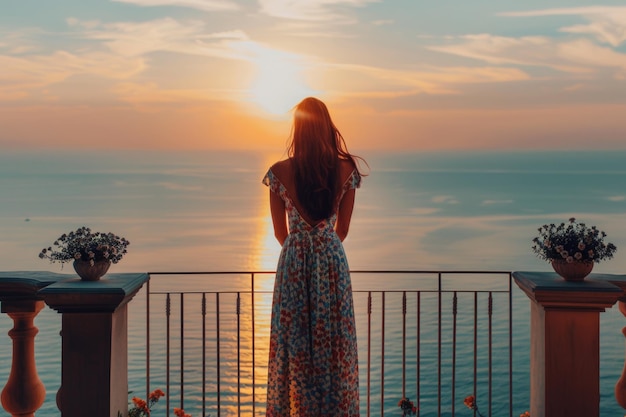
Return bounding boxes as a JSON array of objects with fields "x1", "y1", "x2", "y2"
[{"x1": 263, "y1": 169, "x2": 361, "y2": 417}]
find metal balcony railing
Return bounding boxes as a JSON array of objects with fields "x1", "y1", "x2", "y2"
[{"x1": 142, "y1": 270, "x2": 514, "y2": 417}]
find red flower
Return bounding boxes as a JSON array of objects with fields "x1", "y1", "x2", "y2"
[
  {"x1": 174, "y1": 408, "x2": 192, "y2": 417},
  {"x1": 463, "y1": 395, "x2": 486, "y2": 417},
  {"x1": 464, "y1": 395, "x2": 476, "y2": 409},
  {"x1": 132, "y1": 397, "x2": 149, "y2": 412},
  {"x1": 398, "y1": 397, "x2": 417, "y2": 416},
  {"x1": 128, "y1": 388, "x2": 185, "y2": 417},
  {"x1": 148, "y1": 389, "x2": 165, "y2": 401}
]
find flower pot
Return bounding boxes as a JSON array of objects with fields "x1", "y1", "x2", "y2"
[
  {"x1": 73, "y1": 260, "x2": 111, "y2": 281},
  {"x1": 551, "y1": 259, "x2": 594, "y2": 282}
]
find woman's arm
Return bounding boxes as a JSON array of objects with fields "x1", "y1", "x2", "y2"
[
  {"x1": 335, "y1": 187, "x2": 356, "y2": 242},
  {"x1": 269, "y1": 189, "x2": 288, "y2": 245}
]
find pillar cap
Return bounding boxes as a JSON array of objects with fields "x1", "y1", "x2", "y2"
[
  {"x1": 513, "y1": 271, "x2": 625, "y2": 310},
  {"x1": 39, "y1": 272, "x2": 149, "y2": 313}
]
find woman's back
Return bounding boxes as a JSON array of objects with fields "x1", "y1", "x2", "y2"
[{"x1": 269, "y1": 157, "x2": 356, "y2": 227}]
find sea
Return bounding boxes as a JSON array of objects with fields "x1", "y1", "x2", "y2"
[{"x1": 1, "y1": 149, "x2": 626, "y2": 416}]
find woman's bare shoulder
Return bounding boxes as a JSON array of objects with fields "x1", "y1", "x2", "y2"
[
  {"x1": 270, "y1": 159, "x2": 293, "y2": 182},
  {"x1": 272, "y1": 158, "x2": 292, "y2": 167},
  {"x1": 339, "y1": 158, "x2": 356, "y2": 178}
]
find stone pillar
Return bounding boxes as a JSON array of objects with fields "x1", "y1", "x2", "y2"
[
  {"x1": 513, "y1": 271, "x2": 624, "y2": 417},
  {"x1": 39, "y1": 272, "x2": 149, "y2": 417},
  {"x1": 0, "y1": 271, "x2": 67, "y2": 417}
]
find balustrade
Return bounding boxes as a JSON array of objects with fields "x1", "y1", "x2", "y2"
[
  {"x1": 2, "y1": 270, "x2": 626, "y2": 416},
  {"x1": 0, "y1": 271, "x2": 148, "y2": 417},
  {"x1": 1, "y1": 300, "x2": 45, "y2": 417},
  {"x1": 0, "y1": 272, "x2": 67, "y2": 417}
]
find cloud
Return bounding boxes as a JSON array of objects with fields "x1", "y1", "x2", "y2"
[
  {"x1": 258, "y1": 0, "x2": 379, "y2": 22},
  {"x1": 259, "y1": 20, "x2": 361, "y2": 39},
  {"x1": 0, "y1": 29, "x2": 43, "y2": 54},
  {"x1": 428, "y1": 7, "x2": 626, "y2": 77},
  {"x1": 11, "y1": 6, "x2": 613, "y2": 110},
  {"x1": 481, "y1": 199, "x2": 514, "y2": 206},
  {"x1": 429, "y1": 33, "x2": 626, "y2": 74},
  {"x1": 73, "y1": 18, "x2": 249, "y2": 59},
  {"x1": 607, "y1": 195, "x2": 626, "y2": 202},
  {"x1": 111, "y1": 0, "x2": 240, "y2": 12},
  {"x1": 372, "y1": 19, "x2": 394, "y2": 26},
  {"x1": 321, "y1": 61, "x2": 529, "y2": 97},
  {"x1": 558, "y1": 38, "x2": 626, "y2": 69},
  {"x1": 432, "y1": 195, "x2": 458, "y2": 204},
  {"x1": 430, "y1": 34, "x2": 575, "y2": 72},
  {"x1": 111, "y1": 81, "x2": 242, "y2": 105},
  {"x1": 410, "y1": 207, "x2": 440, "y2": 216},
  {"x1": 500, "y1": 6, "x2": 626, "y2": 47},
  {"x1": 0, "y1": 18, "x2": 253, "y2": 105},
  {"x1": 145, "y1": 28, "x2": 532, "y2": 101},
  {"x1": 0, "y1": 17, "x2": 326, "y2": 107},
  {"x1": 0, "y1": 51, "x2": 145, "y2": 102}
]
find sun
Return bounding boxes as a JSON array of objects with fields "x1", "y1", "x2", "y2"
[{"x1": 248, "y1": 47, "x2": 318, "y2": 116}]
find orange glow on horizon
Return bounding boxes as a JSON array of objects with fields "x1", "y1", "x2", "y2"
[{"x1": 3, "y1": 101, "x2": 626, "y2": 151}]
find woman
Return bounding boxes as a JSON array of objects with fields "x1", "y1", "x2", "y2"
[{"x1": 262, "y1": 97, "x2": 365, "y2": 416}]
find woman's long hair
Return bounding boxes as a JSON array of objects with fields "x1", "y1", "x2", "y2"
[{"x1": 288, "y1": 97, "x2": 365, "y2": 221}]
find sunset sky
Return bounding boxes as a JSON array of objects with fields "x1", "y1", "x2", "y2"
[{"x1": 2, "y1": 0, "x2": 626, "y2": 151}]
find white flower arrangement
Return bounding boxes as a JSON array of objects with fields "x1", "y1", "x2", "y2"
[
  {"x1": 532, "y1": 218, "x2": 616, "y2": 264},
  {"x1": 39, "y1": 226, "x2": 129, "y2": 266}
]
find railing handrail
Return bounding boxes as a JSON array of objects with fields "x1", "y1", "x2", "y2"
[{"x1": 147, "y1": 269, "x2": 514, "y2": 275}]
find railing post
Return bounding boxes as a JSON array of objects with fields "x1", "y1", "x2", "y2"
[
  {"x1": 513, "y1": 271, "x2": 624, "y2": 417},
  {"x1": 39, "y1": 272, "x2": 149, "y2": 417},
  {"x1": 0, "y1": 271, "x2": 66, "y2": 417}
]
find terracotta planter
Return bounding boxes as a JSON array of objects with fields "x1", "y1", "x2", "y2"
[
  {"x1": 551, "y1": 259, "x2": 594, "y2": 282},
  {"x1": 73, "y1": 260, "x2": 111, "y2": 281}
]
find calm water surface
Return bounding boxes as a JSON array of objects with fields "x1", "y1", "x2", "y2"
[{"x1": 1, "y1": 149, "x2": 626, "y2": 416}]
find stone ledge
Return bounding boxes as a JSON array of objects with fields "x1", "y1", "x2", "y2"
[{"x1": 0, "y1": 271, "x2": 69, "y2": 301}]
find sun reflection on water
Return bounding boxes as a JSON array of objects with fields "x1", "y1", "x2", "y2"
[
  {"x1": 138, "y1": 155, "x2": 285, "y2": 416},
  {"x1": 129, "y1": 199, "x2": 282, "y2": 416}
]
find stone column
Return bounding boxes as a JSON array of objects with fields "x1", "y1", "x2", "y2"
[
  {"x1": 0, "y1": 271, "x2": 67, "y2": 417},
  {"x1": 513, "y1": 271, "x2": 624, "y2": 417},
  {"x1": 39, "y1": 272, "x2": 149, "y2": 417}
]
